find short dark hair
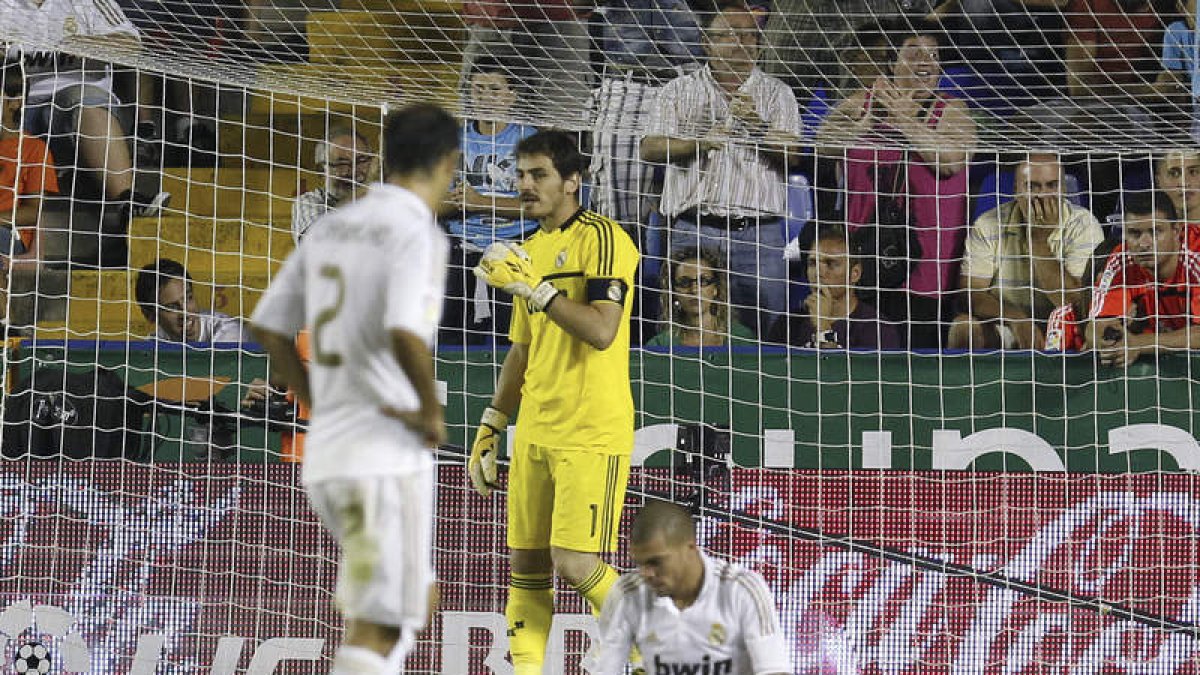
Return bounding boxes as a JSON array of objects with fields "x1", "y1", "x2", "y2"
[
  {"x1": 381, "y1": 103, "x2": 459, "y2": 178},
  {"x1": 1123, "y1": 190, "x2": 1178, "y2": 223},
  {"x1": 807, "y1": 222, "x2": 862, "y2": 269},
  {"x1": 630, "y1": 500, "x2": 696, "y2": 546},
  {"x1": 1, "y1": 61, "x2": 23, "y2": 99},
  {"x1": 701, "y1": 2, "x2": 759, "y2": 31},
  {"x1": 135, "y1": 259, "x2": 191, "y2": 321},
  {"x1": 470, "y1": 56, "x2": 510, "y2": 79},
  {"x1": 515, "y1": 130, "x2": 585, "y2": 182},
  {"x1": 882, "y1": 17, "x2": 944, "y2": 66}
]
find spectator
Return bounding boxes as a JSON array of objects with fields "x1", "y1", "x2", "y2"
[
  {"x1": 799, "y1": 21, "x2": 891, "y2": 140},
  {"x1": 135, "y1": 259, "x2": 245, "y2": 343},
  {"x1": 1156, "y1": 0, "x2": 1196, "y2": 137},
  {"x1": 291, "y1": 125, "x2": 375, "y2": 244},
  {"x1": 1065, "y1": 0, "x2": 1165, "y2": 102},
  {"x1": 589, "y1": 0, "x2": 703, "y2": 230},
  {"x1": 1154, "y1": 148, "x2": 1200, "y2": 223},
  {"x1": 119, "y1": 0, "x2": 246, "y2": 166},
  {"x1": 760, "y1": 0, "x2": 930, "y2": 98},
  {"x1": 642, "y1": 3, "x2": 802, "y2": 335},
  {"x1": 288, "y1": 122, "x2": 375, "y2": 460},
  {"x1": 1, "y1": 0, "x2": 169, "y2": 222},
  {"x1": 926, "y1": 0, "x2": 1069, "y2": 116},
  {"x1": 767, "y1": 224, "x2": 902, "y2": 349},
  {"x1": 815, "y1": 19, "x2": 976, "y2": 347},
  {"x1": 460, "y1": 0, "x2": 592, "y2": 125},
  {"x1": 949, "y1": 153, "x2": 1105, "y2": 350},
  {"x1": 0, "y1": 63, "x2": 58, "y2": 266},
  {"x1": 1088, "y1": 190, "x2": 1200, "y2": 366},
  {"x1": 647, "y1": 246, "x2": 756, "y2": 347},
  {"x1": 1019, "y1": 0, "x2": 1165, "y2": 141},
  {"x1": 441, "y1": 57, "x2": 538, "y2": 343}
]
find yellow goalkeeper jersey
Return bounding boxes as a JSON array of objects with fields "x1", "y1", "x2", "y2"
[{"x1": 509, "y1": 208, "x2": 639, "y2": 454}]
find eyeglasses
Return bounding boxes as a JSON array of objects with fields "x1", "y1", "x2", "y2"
[
  {"x1": 322, "y1": 156, "x2": 372, "y2": 172},
  {"x1": 674, "y1": 274, "x2": 717, "y2": 290}
]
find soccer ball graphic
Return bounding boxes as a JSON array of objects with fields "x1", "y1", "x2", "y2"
[{"x1": 13, "y1": 641, "x2": 51, "y2": 674}]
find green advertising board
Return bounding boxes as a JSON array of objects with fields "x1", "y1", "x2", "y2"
[{"x1": 20, "y1": 343, "x2": 1200, "y2": 472}]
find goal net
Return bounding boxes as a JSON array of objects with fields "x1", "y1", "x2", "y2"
[{"x1": 0, "y1": 0, "x2": 1199, "y2": 673}]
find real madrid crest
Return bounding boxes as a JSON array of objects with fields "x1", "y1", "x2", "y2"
[
  {"x1": 63, "y1": 16, "x2": 79, "y2": 36},
  {"x1": 555, "y1": 249, "x2": 567, "y2": 268},
  {"x1": 606, "y1": 279, "x2": 624, "y2": 303},
  {"x1": 708, "y1": 623, "x2": 726, "y2": 646}
]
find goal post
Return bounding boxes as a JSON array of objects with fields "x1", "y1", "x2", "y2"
[{"x1": 0, "y1": 1, "x2": 1198, "y2": 673}]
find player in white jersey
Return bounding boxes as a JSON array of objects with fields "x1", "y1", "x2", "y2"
[
  {"x1": 250, "y1": 103, "x2": 459, "y2": 675},
  {"x1": 586, "y1": 500, "x2": 792, "y2": 675}
]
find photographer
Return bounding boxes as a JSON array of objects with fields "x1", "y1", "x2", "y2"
[{"x1": 135, "y1": 259, "x2": 296, "y2": 455}]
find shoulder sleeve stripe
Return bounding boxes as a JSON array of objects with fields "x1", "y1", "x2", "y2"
[
  {"x1": 1089, "y1": 250, "x2": 1126, "y2": 318},
  {"x1": 735, "y1": 572, "x2": 778, "y2": 636},
  {"x1": 581, "y1": 212, "x2": 616, "y2": 276},
  {"x1": 94, "y1": 0, "x2": 127, "y2": 27}
]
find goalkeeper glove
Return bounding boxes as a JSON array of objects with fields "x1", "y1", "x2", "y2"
[
  {"x1": 473, "y1": 242, "x2": 560, "y2": 312},
  {"x1": 469, "y1": 406, "x2": 507, "y2": 497}
]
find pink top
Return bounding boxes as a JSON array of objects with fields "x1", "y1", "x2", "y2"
[{"x1": 844, "y1": 92, "x2": 969, "y2": 296}]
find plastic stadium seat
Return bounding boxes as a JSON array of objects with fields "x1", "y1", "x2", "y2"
[
  {"x1": 973, "y1": 171, "x2": 1084, "y2": 221},
  {"x1": 785, "y1": 173, "x2": 814, "y2": 310},
  {"x1": 785, "y1": 173, "x2": 814, "y2": 243}
]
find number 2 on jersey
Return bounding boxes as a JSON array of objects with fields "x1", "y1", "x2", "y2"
[{"x1": 312, "y1": 265, "x2": 345, "y2": 366}]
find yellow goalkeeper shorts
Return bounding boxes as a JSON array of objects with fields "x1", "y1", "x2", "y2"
[{"x1": 506, "y1": 442, "x2": 630, "y2": 553}]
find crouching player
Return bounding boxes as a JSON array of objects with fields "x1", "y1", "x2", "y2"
[{"x1": 586, "y1": 500, "x2": 793, "y2": 675}]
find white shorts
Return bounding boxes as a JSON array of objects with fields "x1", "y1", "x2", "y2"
[{"x1": 307, "y1": 467, "x2": 435, "y2": 630}]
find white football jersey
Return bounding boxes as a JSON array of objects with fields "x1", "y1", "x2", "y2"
[
  {"x1": 1, "y1": 0, "x2": 138, "y2": 101},
  {"x1": 587, "y1": 552, "x2": 792, "y2": 675},
  {"x1": 251, "y1": 183, "x2": 448, "y2": 484}
]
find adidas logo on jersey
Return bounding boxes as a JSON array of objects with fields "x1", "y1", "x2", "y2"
[{"x1": 653, "y1": 654, "x2": 732, "y2": 675}]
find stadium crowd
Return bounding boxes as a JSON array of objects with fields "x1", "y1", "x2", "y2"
[
  {"x1": 442, "y1": 0, "x2": 1200, "y2": 360},
  {"x1": 0, "y1": 0, "x2": 1196, "y2": 362}
]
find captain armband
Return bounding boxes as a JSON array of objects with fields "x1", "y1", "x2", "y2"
[{"x1": 587, "y1": 278, "x2": 629, "y2": 305}]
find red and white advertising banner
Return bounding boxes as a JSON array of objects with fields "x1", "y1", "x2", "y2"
[{"x1": 0, "y1": 463, "x2": 1198, "y2": 673}]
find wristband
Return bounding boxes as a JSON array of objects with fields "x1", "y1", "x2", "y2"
[
  {"x1": 480, "y1": 406, "x2": 509, "y2": 432},
  {"x1": 527, "y1": 281, "x2": 561, "y2": 313}
]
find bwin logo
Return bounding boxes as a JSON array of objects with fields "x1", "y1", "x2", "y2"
[
  {"x1": 0, "y1": 601, "x2": 90, "y2": 672},
  {"x1": 653, "y1": 654, "x2": 733, "y2": 675}
]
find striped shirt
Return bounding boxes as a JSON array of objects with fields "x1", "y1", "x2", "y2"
[
  {"x1": 646, "y1": 65, "x2": 799, "y2": 219},
  {"x1": 586, "y1": 552, "x2": 790, "y2": 675},
  {"x1": 2, "y1": 0, "x2": 137, "y2": 101},
  {"x1": 291, "y1": 188, "x2": 330, "y2": 244}
]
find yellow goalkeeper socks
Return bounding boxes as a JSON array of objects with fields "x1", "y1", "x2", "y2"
[
  {"x1": 575, "y1": 561, "x2": 620, "y2": 615},
  {"x1": 507, "y1": 573, "x2": 554, "y2": 675}
]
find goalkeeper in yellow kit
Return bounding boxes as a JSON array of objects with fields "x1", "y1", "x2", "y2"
[{"x1": 471, "y1": 130, "x2": 639, "y2": 674}]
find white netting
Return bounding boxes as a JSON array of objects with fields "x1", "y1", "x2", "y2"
[{"x1": 0, "y1": 0, "x2": 1197, "y2": 672}]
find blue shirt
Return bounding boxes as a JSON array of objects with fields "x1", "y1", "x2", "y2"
[
  {"x1": 1162, "y1": 20, "x2": 1199, "y2": 99},
  {"x1": 446, "y1": 121, "x2": 539, "y2": 248}
]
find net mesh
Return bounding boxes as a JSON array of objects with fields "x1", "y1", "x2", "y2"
[{"x1": 0, "y1": 0, "x2": 1197, "y2": 672}]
